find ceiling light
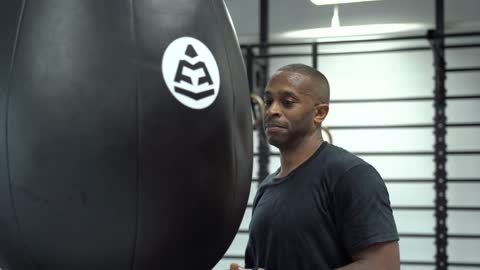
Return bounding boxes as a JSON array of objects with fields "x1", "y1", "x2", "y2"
[
  {"x1": 331, "y1": 5, "x2": 340, "y2": 28},
  {"x1": 311, "y1": 0, "x2": 381, "y2": 5},
  {"x1": 278, "y1": 23, "x2": 428, "y2": 39}
]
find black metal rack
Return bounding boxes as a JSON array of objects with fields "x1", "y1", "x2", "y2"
[
  {"x1": 231, "y1": 14, "x2": 480, "y2": 270},
  {"x1": 224, "y1": 0, "x2": 480, "y2": 268}
]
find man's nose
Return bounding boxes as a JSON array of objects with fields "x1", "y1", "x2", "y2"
[{"x1": 265, "y1": 101, "x2": 281, "y2": 118}]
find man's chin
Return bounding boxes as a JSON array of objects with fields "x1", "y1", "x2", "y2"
[{"x1": 267, "y1": 137, "x2": 284, "y2": 148}]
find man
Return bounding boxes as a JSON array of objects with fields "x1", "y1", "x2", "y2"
[{"x1": 231, "y1": 64, "x2": 399, "y2": 270}]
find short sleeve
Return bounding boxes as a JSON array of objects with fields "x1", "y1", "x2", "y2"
[
  {"x1": 244, "y1": 237, "x2": 255, "y2": 268},
  {"x1": 244, "y1": 182, "x2": 267, "y2": 268},
  {"x1": 333, "y1": 164, "x2": 399, "y2": 257}
]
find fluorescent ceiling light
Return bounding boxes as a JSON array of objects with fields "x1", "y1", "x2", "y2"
[
  {"x1": 311, "y1": 0, "x2": 381, "y2": 5},
  {"x1": 279, "y1": 23, "x2": 427, "y2": 39}
]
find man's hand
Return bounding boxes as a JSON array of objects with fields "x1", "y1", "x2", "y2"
[{"x1": 229, "y1": 262, "x2": 265, "y2": 270}]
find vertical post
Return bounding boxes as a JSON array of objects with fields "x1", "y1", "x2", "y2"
[
  {"x1": 430, "y1": 0, "x2": 448, "y2": 269},
  {"x1": 260, "y1": 0, "x2": 269, "y2": 47},
  {"x1": 245, "y1": 46, "x2": 254, "y2": 91},
  {"x1": 257, "y1": 0, "x2": 270, "y2": 182},
  {"x1": 312, "y1": 42, "x2": 318, "y2": 69}
]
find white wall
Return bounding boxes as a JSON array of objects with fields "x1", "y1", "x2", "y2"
[{"x1": 214, "y1": 38, "x2": 480, "y2": 269}]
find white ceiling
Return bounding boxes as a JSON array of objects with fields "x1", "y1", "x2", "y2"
[{"x1": 224, "y1": 0, "x2": 480, "y2": 43}]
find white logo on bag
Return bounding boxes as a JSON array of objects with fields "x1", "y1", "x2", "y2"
[{"x1": 162, "y1": 37, "x2": 220, "y2": 110}]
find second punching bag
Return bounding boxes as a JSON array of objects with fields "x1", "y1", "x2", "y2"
[{"x1": 0, "y1": 0, "x2": 252, "y2": 269}]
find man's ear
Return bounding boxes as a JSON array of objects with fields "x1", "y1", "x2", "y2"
[{"x1": 314, "y1": 104, "x2": 329, "y2": 126}]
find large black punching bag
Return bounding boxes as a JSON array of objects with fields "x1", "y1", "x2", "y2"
[{"x1": 0, "y1": 0, "x2": 253, "y2": 269}]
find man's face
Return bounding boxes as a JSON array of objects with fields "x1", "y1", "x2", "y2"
[{"x1": 263, "y1": 71, "x2": 317, "y2": 149}]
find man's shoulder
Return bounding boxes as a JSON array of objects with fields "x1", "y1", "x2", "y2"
[
  {"x1": 323, "y1": 143, "x2": 366, "y2": 165},
  {"x1": 321, "y1": 143, "x2": 369, "y2": 178},
  {"x1": 259, "y1": 171, "x2": 277, "y2": 185}
]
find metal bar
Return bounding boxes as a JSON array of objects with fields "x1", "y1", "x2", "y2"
[
  {"x1": 449, "y1": 262, "x2": 480, "y2": 267},
  {"x1": 384, "y1": 179, "x2": 434, "y2": 183},
  {"x1": 257, "y1": 151, "x2": 420, "y2": 156},
  {"x1": 448, "y1": 234, "x2": 480, "y2": 239},
  {"x1": 247, "y1": 205, "x2": 480, "y2": 211},
  {"x1": 400, "y1": 233, "x2": 480, "y2": 239},
  {"x1": 399, "y1": 233, "x2": 433, "y2": 238},
  {"x1": 257, "y1": 0, "x2": 270, "y2": 182},
  {"x1": 255, "y1": 53, "x2": 316, "y2": 58},
  {"x1": 431, "y1": 3, "x2": 448, "y2": 269},
  {"x1": 449, "y1": 207, "x2": 480, "y2": 211},
  {"x1": 222, "y1": 255, "x2": 245, "y2": 260},
  {"x1": 443, "y1": 31, "x2": 480, "y2": 38},
  {"x1": 311, "y1": 46, "x2": 431, "y2": 56},
  {"x1": 328, "y1": 95, "x2": 480, "y2": 103},
  {"x1": 388, "y1": 206, "x2": 480, "y2": 211},
  {"x1": 356, "y1": 151, "x2": 480, "y2": 156},
  {"x1": 445, "y1": 43, "x2": 480, "y2": 49},
  {"x1": 255, "y1": 46, "x2": 431, "y2": 58},
  {"x1": 321, "y1": 123, "x2": 480, "y2": 130},
  {"x1": 245, "y1": 47, "x2": 254, "y2": 91},
  {"x1": 448, "y1": 151, "x2": 480, "y2": 155},
  {"x1": 401, "y1": 261, "x2": 435, "y2": 265},
  {"x1": 253, "y1": 178, "x2": 480, "y2": 183},
  {"x1": 314, "y1": 124, "x2": 433, "y2": 129},
  {"x1": 331, "y1": 97, "x2": 433, "y2": 103},
  {"x1": 448, "y1": 123, "x2": 480, "y2": 127},
  {"x1": 447, "y1": 95, "x2": 480, "y2": 100},
  {"x1": 259, "y1": 0, "x2": 268, "y2": 46},
  {"x1": 393, "y1": 206, "x2": 480, "y2": 211},
  {"x1": 447, "y1": 67, "x2": 480, "y2": 72},
  {"x1": 445, "y1": 178, "x2": 480, "y2": 183},
  {"x1": 392, "y1": 206, "x2": 434, "y2": 210},
  {"x1": 384, "y1": 178, "x2": 480, "y2": 183},
  {"x1": 327, "y1": 124, "x2": 434, "y2": 129},
  {"x1": 253, "y1": 151, "x2": 436, "y2": 156},
  {"x1": 254, "y1": 151, "x2": 480, "y2": 157},
  {"x1": 312, "y1": 42, "x2": 318, "y2": 69}
]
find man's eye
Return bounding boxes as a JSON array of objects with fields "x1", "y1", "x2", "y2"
[
  {"x1": 264, "y1": 99, "x2": 272, "y2": 107},
  {"x1": 282, "y1": 99, "x2": 294, "y2": 106}
]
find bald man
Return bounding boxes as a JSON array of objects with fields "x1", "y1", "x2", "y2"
[{"x1": 231, "y1": 64, "x2": 399, "y2": 270}]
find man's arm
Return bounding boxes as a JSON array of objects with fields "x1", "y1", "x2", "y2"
[
  {"x1": 231, "y1": 241, "x2": 398, "y2": 270},
  {"x1": 336, "y1": 240, "x2": 400, "y2": 270},
  {"x1": 332, "y1": 163, "x2": 399, "y2": 270}
]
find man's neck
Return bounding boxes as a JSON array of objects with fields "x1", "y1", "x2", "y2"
[{"x1": 276, "y1": 132, "x2": 324, "y2": 178}]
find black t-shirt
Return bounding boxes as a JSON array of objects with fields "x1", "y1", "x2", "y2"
[{"x1": 245, "y1": 142, "x2": 398, "y2": 270}]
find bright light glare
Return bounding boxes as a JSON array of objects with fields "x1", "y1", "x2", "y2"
[
  {"x1": 280, "y1": 23, "x2": 427, "y2": 39},
  {"x1": 311, "y1": 0, "x2": 381, "y2": 5}
]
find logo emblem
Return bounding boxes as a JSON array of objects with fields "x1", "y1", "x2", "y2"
[{"x1": 162, "y1": 37, "x2": 220, "y2": 109}]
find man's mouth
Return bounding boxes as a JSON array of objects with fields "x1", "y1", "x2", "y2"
[{"x1": 265, "y1": 122, "x2": 286, "y2": 132}]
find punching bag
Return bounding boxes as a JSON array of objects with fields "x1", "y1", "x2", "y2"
[{"x1": 0, "y1": 0, "x2": 253, "y2": 269}]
